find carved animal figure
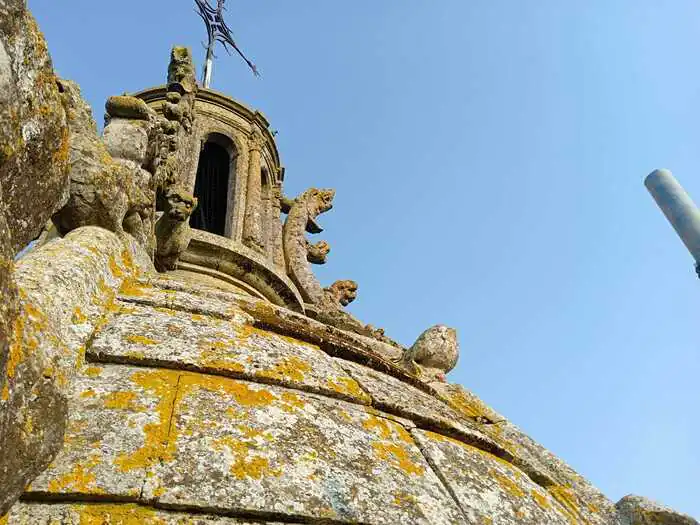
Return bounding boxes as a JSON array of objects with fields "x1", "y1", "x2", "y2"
[
  {"x1": 52, "y1": 80, "x2": 152, "y2": 249},
  {"x1": 307, "y1": 240, "x2": 330, "y2": 264},
  {"x1": 395, "y1": 325, "x2": 459, "y2": 382},
  {"x1": 282, "y1": 188, "x2": 335, "y2": 304},
  {"x1": 154, "y1": 187, "x2": 197, "y2": 272}
]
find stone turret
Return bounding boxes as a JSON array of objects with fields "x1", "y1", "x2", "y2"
[{"x1": 0, "y1": 3, "x2": 697, "y2": 524}]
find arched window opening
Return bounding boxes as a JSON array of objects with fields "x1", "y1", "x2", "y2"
[{"x1": 191, "y1": 137, "x2": 233, "y2": 236}]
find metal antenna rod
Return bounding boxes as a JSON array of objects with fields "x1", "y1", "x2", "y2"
[
  {"x1": 645, "y1": 168, "x2": 700, "y2": 277},
  {"x1": 194, "y1": 0, "x2": 259, "y2": 89}
]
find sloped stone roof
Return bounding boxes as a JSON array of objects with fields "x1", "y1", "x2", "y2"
[{"x1": 5, "y1": 229, "x2": 630, "y2": 524}]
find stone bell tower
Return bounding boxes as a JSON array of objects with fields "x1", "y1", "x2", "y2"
[
  {"x1": 129, "y1": 49, "x2": 305, "y2": 311},
  {"x1": 2, "y1": 2, "x2": 697, "y2": 522}
]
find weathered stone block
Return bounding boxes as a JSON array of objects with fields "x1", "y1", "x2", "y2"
[
  {"x1": 0, "y1": 227, "x2": 151, "y2": 514},
  {"x1": 412, "y1": 429, "x2": 574, "y2": 524},
  {"x1": 338, "y1": 359, "x2": 508, "y2": 460},
  {"x1": 26, "y1": 365, "x2": 179, "y2": 499},
  {"x1": 0, "y1": 0, "x2": 70, "y2": 253},
  {"x1": 6, "y1": 502, "x2": 293, "y2": 524},
  {"x1": 617, "y1": 495, "x2": 698, "y2": 525},
  {"x1": 88, "y1": 303, "x2": 371, "y2": 404},
  {"x1": 146, "y1": 371, "x2": 465, "y2": 524}
]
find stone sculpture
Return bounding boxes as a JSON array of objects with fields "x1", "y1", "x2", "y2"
[
  {"x1": 51, "y1": 81, "x2": 153, "y2": 249},
  {"x1": 154, "y1": 186, "x2": 198, "y2": 272},
  {"x1": 396, "y1": 325, "x2": 459, "y2": 382},
  {"x1": 282, "y1": 187, "x2": 336, "y2": 305},
  {"x1": 282, "y1": 189, "x2": 400, "y2": 346}
]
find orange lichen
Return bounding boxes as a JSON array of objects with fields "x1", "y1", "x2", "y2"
[
  {"x1": 326, "y1": 376, "x2": 370, "y2": 402},
  {"x1": 363, "y1": 416, "x2": 395, "y2": 440},
  {"x1": 280, "y1": 391, "x2": 306, "y2": 413},
  {"x1": 69, "y1": 503, "x2": 165, "y2": 525},
  {"x1": 118, "y1": 279, "x2": 147, "y2": 297},
  {"x1": 80, "y1": 389, "x2": 96, "y2": 399},
  {"x1": 72, "y1": 306, "x2": 88, "y2": 324},
  {"x1": 103, "y1": 391, "x2": 142, "y2": 411},
  {"x1": 109, "y1": 255, "x2": 125, "y2": 278},
  {"x1": 1, "y1": 384, "x2": 8, "y2": 401},
  {"x1": 212, "y1": 435, "x2": 281, "y2": 480},
  {"x1": 180, "y1": 373, "x2": 275, "y2": 408},
  {"x1": 371, "y1": 442, "x2": 425, "y2": 476},
  {"x1": 125, "y1": 334, "x2": 159, "y2": 345},
  {"x1": 113, "y1": 369, "x2": 180, "y2": 473},
  {"x1": 47, "y1": 453, "x2": 101, "y2": 493},
  {"x1": 199, "y1": 357, "x2": 245, "y2": 375},
  {"x1": 83, "y1": 367, "x2": 103, "y2": 378},
  {"x1": 258, "y1": 356, "x2": 312, "y2": 384},
  {"x1": 491, "y1": 469, "x2": 525, "y2": 499},
  {"x1": 531, "y1": 489, "x2": 552, "y2": 510},
  {"x1": 549, "y1": 485, "x2": 587, "y2": 525}
]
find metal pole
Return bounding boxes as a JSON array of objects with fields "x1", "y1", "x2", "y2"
[
  {"x1": 645, "y1": 168, "x2": 700, "y2": 270},
  {"x1": 203, "y1": 45, "x2": 214, "y2": 89}
]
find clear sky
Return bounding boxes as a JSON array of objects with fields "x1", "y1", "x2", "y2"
[{"x1": 30, "y1": 0, "x2": 699, "y2": 517}]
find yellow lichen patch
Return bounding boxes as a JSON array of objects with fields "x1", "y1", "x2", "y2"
[
  {"x1": 114, "y1": 369, "x2": 180, "y2": 472},
  {"x1": 72, "y1": 306, "x2": 88, "y2": 324},
  {"x1": 1, "y1": 384, "x2": 8, "y2": 401},
  {"x1": 125, "y1": 334, "x2": 160, "y2": 345},
  {"x1": 109, "y1": 255, "x2": 125, "y2": 278},
  {"x1": 531, "y1": 489, "x2": 552, "y2": 510},
  {"x1": 198, "y1": 357, "x2": 245, "y2": 375},
  {"x1": 257, "y1": 356, "x2": 312, "y2": 384},
  {"x1": 326, "y1": 376, "x2": 371, "y2": 402},
  {"x1": 549, "y1": 485, "x2": 587, "y2": 525},
  {"x1": 80, "y1": 389, "x2": 96, "y2": 399},
  {"x1": 393, "y1": 490, "x2": 418, "y2": 507},
  {"x1": 0, "y1": 513, "x2": 7, "y2": 525},
  {"x1": 7, "y1": 316, "x2": 27, "y2": 379},
  {"x1": 103, "y1": 391, "x2": 143, "y2": 411},
  {"x1": 442, "y1": 387, "x2": 498, "y2": 423},
  {"x1": 119, "y1": 279, "x2": 147, "y2": 297},
  {"x1": 180, "y1": 373, "x2": 275, "y2": 408},
  {"x1": 491, "y1": 469, "x2": 525, "y2": 499},
  {"x1": 371, "y1": 442, "x2": 425, "y2": 476},
  {"x1": 70, "y1": 503, "x2": 166, "y2": 525},
  {"x1": 83, "y1": 366, "x2": 103, "y2": 378},
  {"x1": 362, "y1": 415, "x2": 395, "y2": 440},
  {"x1": 280, "y1": 391, "x2": 306, "y2": 413},
  {"x1": 213, "y1": 435, "x2": 281, "y2": 480},
  {"x1": 47, "y1": 453, "x2": 102, "y2": 493}
]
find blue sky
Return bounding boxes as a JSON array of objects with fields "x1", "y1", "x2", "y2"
[{"x1": 31, "y1": 1, "x2": 699, "y2": 517}]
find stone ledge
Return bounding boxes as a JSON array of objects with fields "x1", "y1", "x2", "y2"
[
  {"x1": 87, "y1": 302, "x2": 372, "y2": 405},
  {"x1": 179, "y1": 229, "x2": 304, "y2": 313}
]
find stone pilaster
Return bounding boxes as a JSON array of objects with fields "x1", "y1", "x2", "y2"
[
  {"x1": 242, "y1": 130, "x2": 265, "y2": 252},
  {"x1": 270, "y1": 185, "x2": 286, "y2": 270}
]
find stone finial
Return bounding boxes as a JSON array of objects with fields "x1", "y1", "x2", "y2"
[
  {"x1": 396, "y1": 325, "x2": 459, "y2": 382},
  {"x1": 616, "y1": 495, "x2": 698, "y2": 525},
  {"x1": 167, "y1": 46, "x2": 197, "y2": 94},
  {"x1": 105, "y1": 96, "x2": 154, "y2": 121}
]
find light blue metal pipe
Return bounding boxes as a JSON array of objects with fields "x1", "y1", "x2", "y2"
[{"x1": 645, "y1": 169, "x2": 700, "y2": 264}]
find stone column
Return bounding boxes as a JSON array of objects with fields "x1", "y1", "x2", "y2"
[
  {"x1": 242, "y1": 130, "x2": 265, "y2": 252},
  {"x1": 270, "y1": 185, "x2": 286, "y2": 270}
]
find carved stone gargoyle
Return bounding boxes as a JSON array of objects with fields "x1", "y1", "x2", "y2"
[{"x1": 281, "y1": 188, "x2": 399, "y2": 346}]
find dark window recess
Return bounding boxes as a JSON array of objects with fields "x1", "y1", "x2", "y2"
[{"x1": 190, "y1": 142, "x2": 230, "y2": 235}]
